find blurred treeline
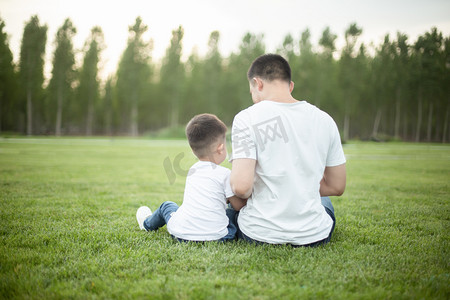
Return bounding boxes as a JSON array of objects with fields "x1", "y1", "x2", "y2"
[{"x1": 0, "y1": 16, "x2": 449, "y2": 142}]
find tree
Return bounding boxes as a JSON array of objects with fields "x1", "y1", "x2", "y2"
[
  {"x1": 317, "y1": 27, "x2": 339, "y2": 113},
  {"x1": 181, "y1": 49, "x2": 203, "y2": 125},
  {"x1": 338, "y1": 23, "x2": 363, "y2": 141},
  {"x1": 413, "y1": 28, "x2": 445, "y2": 142},
  {"x1": 393, "y1": 32, "x2": 410, "y2": 140},
  {"x1": 102, "y1": 76, "x2": 114, "y2": 136},
  {"x1": 203, "y1": 31, "x2": 223, "y2": 116},
  {"x1": 277, "y1": 33, "x2": 296, "y2": 62},
  {"x1": 0, "y1": 17, "x2": 19, "y2": 133},
  {"x1": 371, "y1": 34, "x2": 396, "y2": 138},
  {"x1": 443, "y1": 36, "x2": 450, "y2": 143},
  {"x1": 224, "y1": 33, "x2": 265, "y2": 124},
  {"x1": 352, "y1": 43, "x2": 371, "y2": 138},
  {"x1": 48, "y1": 18, "x2": 76, "y2": 136},
  {"x1": 160, "y1": 25, "x2": 184, "y2": 128},
  {"x1": 115, "y1": 17, "x2": 152, "y2": 136},
  {"x1": 77, "y1": 26, "x2": 104, "y2": 135},
  {"x1": 277, "y1": 34, "x2": 299, "y2": 100},
  {"x1": 293, "y1": 29, "x2": 318, "y2": 103},
  {"x1": 19, "y1": 15, "x2": 47, "y2": 135}
]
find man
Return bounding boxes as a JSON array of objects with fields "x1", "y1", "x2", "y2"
[{"x1": 230, "y1": 54, "x2": 346, "y2": 247}]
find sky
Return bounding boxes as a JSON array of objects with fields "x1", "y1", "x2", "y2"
[{"x1": 1, "y1": 0, "x2": 450, "y2": 79}]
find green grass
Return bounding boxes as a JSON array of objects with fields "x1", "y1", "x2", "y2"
[{"x1": 0, "y1": 138, "x2": 449, "y2": 299}]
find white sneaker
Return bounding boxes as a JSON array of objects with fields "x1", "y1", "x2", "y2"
[{"x1": 136, "y1": 206, "x2": 152, "y2": 231}]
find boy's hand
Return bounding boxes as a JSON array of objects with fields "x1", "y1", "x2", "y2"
[{"x1": 227, "y1": 196, "x2": 248, "y2": 211}]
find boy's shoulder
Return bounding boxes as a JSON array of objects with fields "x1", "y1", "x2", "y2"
[{"x1": 190, "y1": 161, "x2": 230, "y2": 176}]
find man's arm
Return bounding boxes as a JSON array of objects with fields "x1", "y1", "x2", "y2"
[
  {"x1": 227, "y1": 196, "x2": 248, "y2": 211},
  {"x1": 230, "y1": 158, "x2": 256, "y2": 199},
  {"x1": 320, "y1": 163, "x2": 346, "y2": 196}
]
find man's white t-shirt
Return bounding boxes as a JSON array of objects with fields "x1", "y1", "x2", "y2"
[
  {"x1": 231, "y1": 100, "x2": 346, "y2": 245},
  {"x1": 167, "y1": 161, "x2": 234, "y2": 241}
]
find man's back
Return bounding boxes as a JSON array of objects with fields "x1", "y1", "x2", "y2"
[{"x1": 231, "y1": 100, "x2": 346, "y2": 245}]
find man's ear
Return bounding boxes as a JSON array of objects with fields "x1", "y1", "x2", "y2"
[
  {"x1": 256, "y1": 78, "x2": 264, "y2": 91},
  {"x1": 289, "y1": 81, "x2": 295, "y2": 93},
  {"x1": 252, "y1": 77, "x2": 264, "y2": 91}
]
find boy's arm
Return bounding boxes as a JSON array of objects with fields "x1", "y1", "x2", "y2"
[
  {"x1": 320, "y1": 163, "x2": 346, "y2": 196},
  {"x1": 227, "y1": 195, "x2": 247, "y2": 211}
]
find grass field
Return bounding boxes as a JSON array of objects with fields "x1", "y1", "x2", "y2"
[{"x1": 0, "y1": 137, "x2": 449, "y2": 299}]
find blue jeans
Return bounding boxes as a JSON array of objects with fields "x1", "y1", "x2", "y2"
[
  {"x1": 143, "y1": 201, "x2": 238, "y2": 242},
  {"x1": 237, "y1": 197, "x2": 336, "y2": 247},
  {"x1": 143, "y1": 201, "x2": 179, "y2": 231}
]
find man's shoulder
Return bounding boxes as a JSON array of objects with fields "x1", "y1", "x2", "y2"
[
  {"x1": 302, "y1": 102, "x2": 335, "y2": 121},
  {"x1": 233, "y1": 101, "x2": 275, "y2": 123}
]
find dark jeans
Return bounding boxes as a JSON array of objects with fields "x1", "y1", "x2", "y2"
[
  {"x1": 143, "y1": 201, "x2": 238, "y2": 242},
  {"x1": 237, "y1": 197, "x2": 336, "y2": 247}
]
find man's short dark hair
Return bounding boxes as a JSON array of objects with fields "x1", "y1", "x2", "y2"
[
  {"x1": 247, "y1": 54, "x2": 291, "y2": 83},
  {"x1": 186, "y1": 113, "x2": 227, "y2": 158}
]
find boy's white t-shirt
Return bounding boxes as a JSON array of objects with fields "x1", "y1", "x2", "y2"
[
  {"x1": 231, "y1": 100, "x2": 346, "y2": 245},
  {"x1": 167, "y1": 161, "x2": 234, "y2": 241}
]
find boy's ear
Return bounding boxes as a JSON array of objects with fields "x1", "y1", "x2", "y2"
[{"x1": 217, "y1": 142, "x2": 225, "y2": 153}]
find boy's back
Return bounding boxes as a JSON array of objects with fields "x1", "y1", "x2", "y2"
[{"x1": 167, "y1": 161, "x2": 234, "y2": 241}]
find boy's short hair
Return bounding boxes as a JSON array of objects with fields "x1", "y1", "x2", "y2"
[
  {"x1": 247, "y1": 54, "x2": 291, "y2": 83},
  {"x1": 186, "y1": 113, "x2": 227, "y2": 158}
]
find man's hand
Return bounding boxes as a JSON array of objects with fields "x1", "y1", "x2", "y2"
[
  {"x1": 320, "y1": 163, "x2": 346, "y2": 196},
  {"x1": 230, "y1": 158, "x2": 256, "y2": 199}
]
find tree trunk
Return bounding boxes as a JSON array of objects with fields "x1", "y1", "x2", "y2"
[
  {"x1": 415, "y1": 91, "x2": 422, "y2": 142},
  {"x1": 130, "y1": 102, "x2": 138, "y2": 136},
  {"x1": 170, "y1": 97, "x2": 179, "y2": 129},
  {"x1": 55, "y1": 89, "x2": 63, "y2": 136},
  {"x1": 394, "y1": 88, "x2": 401, "y2": 138},
  {"x1": 343, "y1": 114, "x2": 350, "y2": 142},
  {"x1": 443, "y1": 105, "x2": 449, "y2": 143},
  {"x1": 372, "y1": 108, "x2": 382, "y2": 139},
  {"x1": 402, "y1": 114, "x2": 408, "y2": 141},
  {"x1": 170, "y1": 107, "x2": 178, "y2": 128},
  {"x1": 86, "y1": 100, "x2": 93, "y2": 136},
  {"x1": 426, "y1": 102, "x2": 433, "y2": 142},
  {"x1": 27, "y1": 90, "x2": 32, "y2": 136},
  {"x1": 105, "y1": 107, "x2": 112, "y2": 136},
  {"x1": 0, "y1": 93, "x2": 2, "y2": 133}
]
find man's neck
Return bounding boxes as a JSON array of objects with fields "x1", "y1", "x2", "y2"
[
  {"x1": 260, "y1": 92, "x2": 298, "y2": 104},
  {"x1": 259, "y1": 80, "x2": 298, "y2": 103}
]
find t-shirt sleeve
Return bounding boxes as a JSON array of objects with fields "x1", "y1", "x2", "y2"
[
  {"x1": 230, "y1": 111, "x2": 257, "y2": 161},
  {"x1": 326, "y1": 118, "x2": 347, "y2": 167},
  {"x1": 224, "y1": 171, "x2": 234, "y2": 199}
]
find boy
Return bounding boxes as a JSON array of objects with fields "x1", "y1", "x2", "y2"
[{"x1": 136, "y1": 113, "x2": 247, "y2": 242}]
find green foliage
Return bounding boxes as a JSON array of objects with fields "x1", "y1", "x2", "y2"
[
  {"x1": 222, "y1": 33, "x2": 265, "y2": 124},
  {"x1": 1, "y1": 15, "x2": 449, "y2": 142},
  {"x1": 160, "y1": 26, "x2": 185, "y2": 128},
  {"x1": 77, "y1": 26, "x2": 104, "y2": 135},
  {"x1": 115, "y1": 17, "x2": 152, "y2": 136},
  {"x1": 47, "y1": 18, "x2": 77, "y2": 136},
  {"x1": 0, "y1": 17, "x2": 18, "y2": 132},
  {"x1": 18, "y1": 15, "x2": 47, "y2": 136},
  {"x1": 0, "y1": 139, "x2": 449, "y2": 299}
]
